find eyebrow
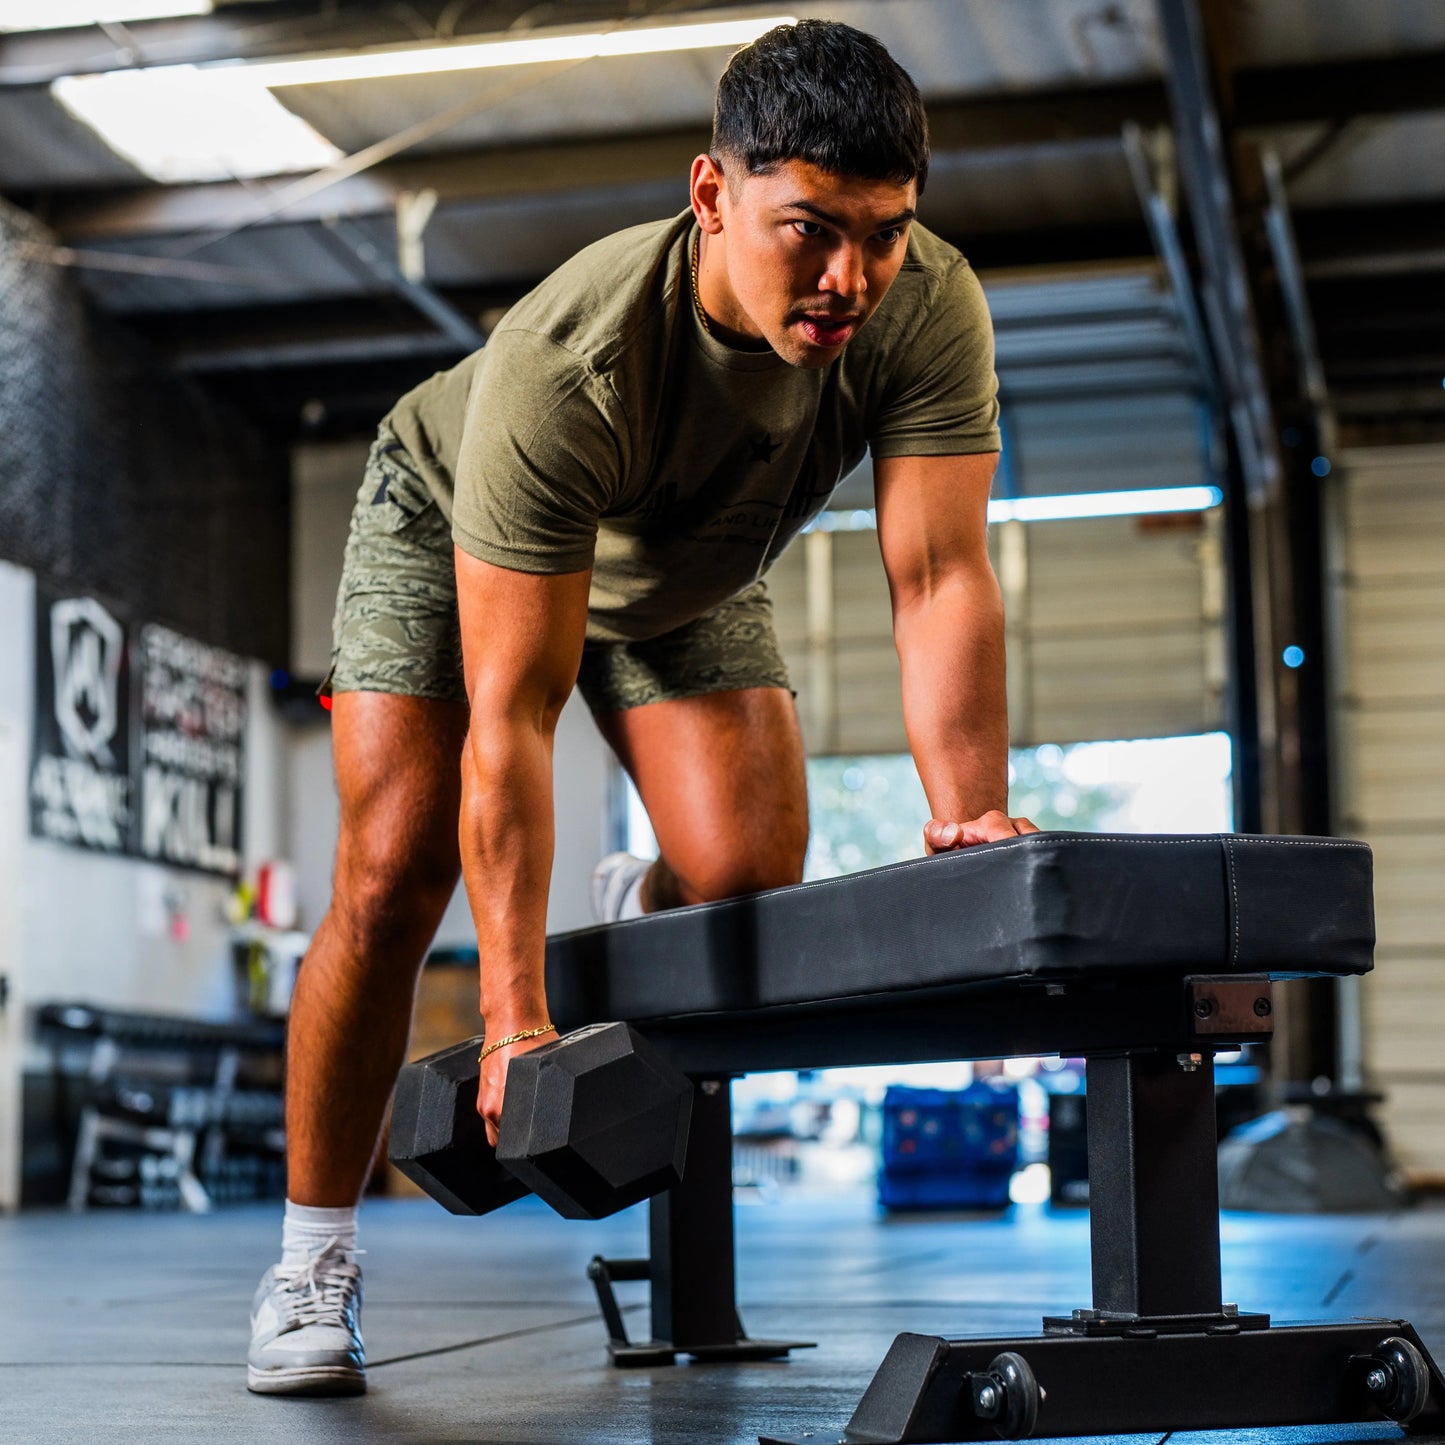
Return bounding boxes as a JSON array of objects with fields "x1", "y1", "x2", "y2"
[{"x1": 781, "y1": 200, "x2": 917, "y2": 230}]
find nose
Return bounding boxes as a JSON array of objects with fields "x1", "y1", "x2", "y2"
[{"x1": 820, "y1": 243, "x2": 867, "y2": 302}]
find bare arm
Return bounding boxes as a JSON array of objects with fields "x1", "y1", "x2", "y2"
[
  {"x1": 874, "y1": 452, "x2": 1037, "y2": 851},
  {"x1": 454, "y1": 545, "x2": 592, "y2": 1143}
]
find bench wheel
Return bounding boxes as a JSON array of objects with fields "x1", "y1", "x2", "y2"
[
  {"x1": 977, "y1": 1350, "x2": 1042, "y2": 1439},
  {"x1": 1364, "y1": 1336, "x2": 1431, "y2": 1424}
]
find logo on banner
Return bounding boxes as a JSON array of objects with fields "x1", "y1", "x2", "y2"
[
  {"x1": 51, "y1": 597, "x2": 125, "y2": 766},
  {"x1": 30, "y1": 594, "x2": 132, "y2": 852}
]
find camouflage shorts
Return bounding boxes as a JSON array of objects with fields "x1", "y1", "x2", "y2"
[{"x1": 328, "y1": 427, "x2": 792, "y2": 714}]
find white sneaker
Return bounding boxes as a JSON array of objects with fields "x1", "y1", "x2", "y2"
[
  {"x1": 247, "y1": 1238, "x2": 366, "y2": 1396},
  {"x1": 590, "y1": 851, "x2": 652, "y2": 923}
]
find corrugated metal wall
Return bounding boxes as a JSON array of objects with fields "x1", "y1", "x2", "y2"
[
  {"x1": 771, "y1": 506, "x2": 1224, "y2": 755},
  {"x1": 1004, "y1": 394, "x2": 1210, "y2": 496},
  {"x1": 1334, "y1": 446, "x2": 1445, "y2": 1175}
]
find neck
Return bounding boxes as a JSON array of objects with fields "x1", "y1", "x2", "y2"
[{"x1": 695, "y1": 231, "x2": 770, "y2": 352}]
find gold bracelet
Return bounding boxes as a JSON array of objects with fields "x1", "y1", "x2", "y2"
[{"x1": 478, "y1": 1024, "x2": 558, "y2": 1063}]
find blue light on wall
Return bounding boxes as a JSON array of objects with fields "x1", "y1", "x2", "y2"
[
  {"x1": 1282, "y1": 646, "x2": 1305, "y2": 669},
  {"x1": 1311, "y1": 456, "x2": 1332, "y2": 478}
]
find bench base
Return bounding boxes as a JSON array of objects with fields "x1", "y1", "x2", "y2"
[
  {"x1": 588, "y1": 1249, "x2": 814, "y2": 1366},
  {"x1": 610, "y1": 1338, "x2": 815, "y2": 1368},
  {"x1": 760, "y1": 1318, "x2": 1445, "y2": 1442}
]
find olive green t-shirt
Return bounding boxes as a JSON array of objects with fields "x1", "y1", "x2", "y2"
[{"x1": 384, "y1": 211, "x2": 999, "y2": 644}]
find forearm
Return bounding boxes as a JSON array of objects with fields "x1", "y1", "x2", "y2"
[
  {"x1": 894, "y1": 568, "x2": 1010, "y2": 821},
  {"x1": 460, "y1": 711, "x2": 557, "y2": 1035}
]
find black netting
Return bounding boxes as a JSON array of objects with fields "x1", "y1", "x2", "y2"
[{"x1": 0, "y1": 200, "x2": 289, "y2": 663}]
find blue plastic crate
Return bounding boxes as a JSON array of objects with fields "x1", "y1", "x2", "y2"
[{"x1": 878, "y1": 1082, "x2": 1019, "y2": 1211}]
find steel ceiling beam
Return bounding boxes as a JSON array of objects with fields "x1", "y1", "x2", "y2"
[
  {"x1": 1233, "y1": 47, "x2": 1445, "y2": 127},
  {"x1": 41, "y1": 129, "x2": 704, "y2": 242},
  {"x1": 1262, "y1": 149, "x2": 1332, "y2": 443},
  {"x1": 1157, "y1": 0, "x2": 1279, "y2": 501},
  {"x1": 36, "y1": 82, "x2": 1172, "y2": 245},
  {"x1": 1292, "y1": 200, "x2": 1445, "y2": 279},
  {"x1": 174, "y1": 329, "x2": 461, "y2": 373},
  {"x1": 317, "y1": 215, "x2": 484, "y2": 352}
]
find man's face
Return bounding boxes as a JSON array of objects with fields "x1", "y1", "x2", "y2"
[{"x1": 705, "y1": 159, "x2": 918, "y2": 369}]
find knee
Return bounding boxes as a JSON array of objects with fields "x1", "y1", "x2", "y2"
[
  {"x1": 330, "y1": 837, "x2": 459, "y2": 949},
  {"x1": 682, "y1": 830, "x2": 808, "y2": 905}
]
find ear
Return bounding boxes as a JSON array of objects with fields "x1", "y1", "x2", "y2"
[{"x1": 690, "y1": 154, "x2": 727, "y2": 235}]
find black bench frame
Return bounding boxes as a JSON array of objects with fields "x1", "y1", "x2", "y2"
[{"x1": 577, "y1": 972, "x2": 1445, "y2": 1440}]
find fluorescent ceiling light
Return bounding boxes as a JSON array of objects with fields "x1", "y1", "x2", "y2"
[
  {"x1": 51, "y1": 13, "x2": 793, "y2": 183},
  {"x1": 0, "y1": 1, "x2": 211, "y2": 30},
  {"x1": 987, "y1": 486, "x2": 1223, "y2": 523},
  {"x1": 206, "y1": 15, "x2": 799, "y2": 89},
  {"x1": 808, "y1": 487, "x2": 1223, "y2": 534},
  {"x1": 54, "y1": 67, "x2": 342, "y2": 183}
]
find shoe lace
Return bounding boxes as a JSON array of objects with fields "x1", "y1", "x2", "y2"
[{"x1": 275, "y1": 1237, "x2": 362, "y2": 1329}]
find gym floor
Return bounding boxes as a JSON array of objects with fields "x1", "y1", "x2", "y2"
[{"x1": 2, "y1": 1188, "x2": 1444, "y2": 1445}]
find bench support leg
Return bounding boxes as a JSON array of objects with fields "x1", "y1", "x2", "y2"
[
  {"x1": 762, "y1": 1046, "x2": 1445, "y2": 1441},
  {"x1": 588, "y1": 1077, "x2": 814, "y2": 1367},
  {"x1": 1076, "y1": 1049, "x2": 1229, "y2": 1322}
]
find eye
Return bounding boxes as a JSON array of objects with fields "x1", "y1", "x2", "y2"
[
  {"x1": 792, "y1": 220, "x2": 824, "y2": 239},
  {"x1": 876, "y1": 227, "x2": 904, "y2": 245}
]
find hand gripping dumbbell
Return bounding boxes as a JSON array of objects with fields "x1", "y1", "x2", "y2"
[{"x1": 389, "y1": 1022, "x2": 692, "y2": 1220}]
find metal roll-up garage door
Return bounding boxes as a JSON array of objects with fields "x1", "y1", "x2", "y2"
[
  {"x1": 1334, "y1": 446, "x2": 1445, "y2": 1176},
  {"x1": 770, "y1": 484, "x2": 1224, "y2": 757}
]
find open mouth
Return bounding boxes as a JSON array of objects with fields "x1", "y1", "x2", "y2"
[{"x1": 797, "y1": 314, "x2": 861, "y2": 347}]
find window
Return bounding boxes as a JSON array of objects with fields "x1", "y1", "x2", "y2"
[{"x1": 622, "y1": 732, "x2": 1234, "y2": 873}]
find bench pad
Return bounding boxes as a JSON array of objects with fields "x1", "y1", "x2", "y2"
[{"x1": 545, "y1": 833, "x2": 1372, "y2": 1025}]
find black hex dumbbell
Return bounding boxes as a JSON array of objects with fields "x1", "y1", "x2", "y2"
[{"x1": 389, "y1": 1022, "x2": 692, "y2": 1220}]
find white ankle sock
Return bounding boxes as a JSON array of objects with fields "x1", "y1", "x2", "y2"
[{"x1": 282, "y1": 1200, "x2": 358, "y2": 1266}]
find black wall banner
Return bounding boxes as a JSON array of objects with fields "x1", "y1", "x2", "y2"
[
  {"x1": 137, "y1": 623, "x2": 247, "y2": 875},
  {"x1": 29, "y1": 587, "x2": 248, "y2": 877}
]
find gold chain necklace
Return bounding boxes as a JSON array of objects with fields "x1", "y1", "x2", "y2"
[{"x1": 689, "y1": 233, "x2": 712, "y2": 337}]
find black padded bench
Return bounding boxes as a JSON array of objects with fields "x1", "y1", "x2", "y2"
[{"x1": 537, "y1": 832, "x2": 1445, "y2": 1439}]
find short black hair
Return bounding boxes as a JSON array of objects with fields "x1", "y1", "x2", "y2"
[{"x1": 712, "y1": 20, "x2": 929, "y2": 193}]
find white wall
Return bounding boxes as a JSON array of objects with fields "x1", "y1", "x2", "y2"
[
  {"x1": 0, "y1": 563, "x2": 30, "y2": 1209},
  {"x1": 0, "y1": 561, "x2": 289, "y2": 1208},
  {"x1": 292, "y1": 439, "x2": 367, "y2": 680}
]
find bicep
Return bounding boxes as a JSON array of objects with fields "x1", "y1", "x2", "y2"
[
  {"x1": 874, "y1": 452, "x2": 999, "y2": 607},
  {"x1": 455, "y1": 546, "x2": 592, "y2": 723}
]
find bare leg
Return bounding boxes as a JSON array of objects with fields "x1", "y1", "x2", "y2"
[
  {"x1": 593, "y1": 686, "x2": 809, "y2": 910},
  {"x1": 285, "y1": 691, "x2": 470, "y2": 1207}
]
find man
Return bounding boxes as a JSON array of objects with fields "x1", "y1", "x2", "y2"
[{"x1": 248, "y1": 19, "x2": 1036, "y2": 1398}]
